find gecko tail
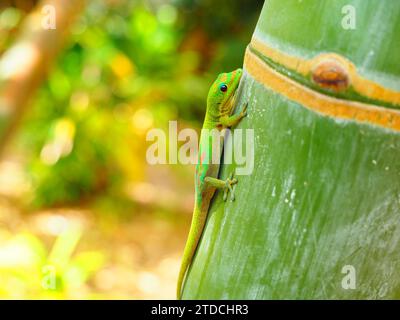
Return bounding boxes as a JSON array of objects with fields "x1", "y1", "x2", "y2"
[{"x1": 176, "y1": 205, "x2": 207, "y2": 299}]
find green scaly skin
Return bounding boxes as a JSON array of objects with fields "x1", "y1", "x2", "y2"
[{"x1": 177, "y1": 69, "x2": 247, "y2": 299}]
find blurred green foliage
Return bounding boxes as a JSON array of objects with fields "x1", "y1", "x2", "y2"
[
  {"x1": 0, "y1": 226, "x2": 104, "y2": 299},
  {"x1": 6, "y1": 0, "x2": 262, "y2": 209}
]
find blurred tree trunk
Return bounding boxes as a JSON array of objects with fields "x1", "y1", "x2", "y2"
[
  {"x1": 0, "y1": 0, "x2": 86, "y2": 155},
  {"x1": 183, "y1": 0, "x2": 400, "y2": 299}
]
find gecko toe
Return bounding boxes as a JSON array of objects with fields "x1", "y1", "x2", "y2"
[{"x1": 223, "y1": 189, "x2": 228, "y2": 201}]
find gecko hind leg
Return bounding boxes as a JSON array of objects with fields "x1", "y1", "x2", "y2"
[{"x1": 204, "y1": 172, "x2": 237, "y2": 202}]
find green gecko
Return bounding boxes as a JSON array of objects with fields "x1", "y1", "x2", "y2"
[{"x1": 177, "y1": 68, "x2": 247, "y2": 299}]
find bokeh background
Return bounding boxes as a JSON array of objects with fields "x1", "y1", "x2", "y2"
[{"x1": 0, "y1": 0, "x2": 262, "y2": 299}]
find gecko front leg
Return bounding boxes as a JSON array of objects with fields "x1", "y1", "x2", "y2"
[
  {"x1": 219, "y1": 103, "x2": 248, "y2": 128},
  {"x1": 204, "y1": 172, "x2": 238, "y2": 201}
]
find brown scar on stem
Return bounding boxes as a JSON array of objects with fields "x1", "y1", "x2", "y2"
[
  {"x1": 311, "y1": 58, "x2": 350, "y2": 92},
  {"x1": 250, "y1": 37, "x2": 400, "y2": 106},
  {"x1": 243, "y1": 47, "x2": 400, "y2": 132}
]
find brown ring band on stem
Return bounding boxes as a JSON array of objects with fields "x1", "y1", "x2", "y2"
[
  {"x1": 250, "y1": 37, "x2": 400, "y2": 107},
  {"x1": 244, "y1": 46, "x2": 400, "y2": 132}
]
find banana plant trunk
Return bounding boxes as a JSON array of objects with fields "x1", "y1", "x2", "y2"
[{"x1": 182, "y1": 0, "x2": 400, "y2": 299}]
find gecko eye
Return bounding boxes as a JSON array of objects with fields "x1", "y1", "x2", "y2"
[{"x1": 219, "y1": 84, "x2": 228, "y2": 92}]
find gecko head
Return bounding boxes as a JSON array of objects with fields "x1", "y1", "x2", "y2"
[{"x1": 207, "y1": 68, "x2": 243, "y2": 119}]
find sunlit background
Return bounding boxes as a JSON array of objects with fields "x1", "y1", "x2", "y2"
[{"x1": 0, "y1": 0, "x2": 262, "y2": 299}]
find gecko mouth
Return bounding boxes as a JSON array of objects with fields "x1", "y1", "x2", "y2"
[
  {"x1": 226, "y1": 83, "x2": 240, "y2": 114},
  {"x1": 221, "y1": 93, "x2": 235, "y2": 115},
  {"x1": 221, "y1": 69, "x2": 242, "y2": 115},
  {"x1": 228, "y1": 69, "x2": 243, "y2": 113}
]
